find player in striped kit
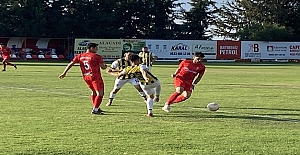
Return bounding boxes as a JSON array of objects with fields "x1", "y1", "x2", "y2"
[
  {"x1": 107, "y1": 54, "x2": 161, "y2": 116},
  {"x1": 138, "y1": 46, "x2": 158, "y2": 71},
  {"x1": 106, "y1": 51, "x2": 147, "y2": 106}
]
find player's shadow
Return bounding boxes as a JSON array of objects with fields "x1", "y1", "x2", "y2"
[
  {"x1": 169, "y1": 109, "x2": 300, "y2": 123},
  {"x1": 204, "y1": 114, "x2": 300, "y2": 122},
  {"x1": 230, "y1": 107, "x2": 300, "y2": 112}
]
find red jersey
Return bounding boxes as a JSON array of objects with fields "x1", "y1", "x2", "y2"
[
  {"x1": 72, "y1": 52, "x2": 104, "y2": 78},
  {"x1": 0, "y1": 46, "x2": 11, "y2": 56},
  {"x1": 175, "y1": 60, "x2": 205, "y2": 83}
]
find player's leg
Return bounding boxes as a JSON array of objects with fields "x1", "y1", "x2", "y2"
[
  {"x1": 2, "y1": 59, "x2": 7, "y2": 71},
  {"x1": 84, "y1": 76, "x2": 99, "y2": 113},
  {"x1": 173, "y1": 91, "x2": 191, "y2": 103},
  {"x1": 153, "y1": 80, "x2": 161, "y2": 102},
  {"x1": 2, "y1": 57, "x2": 17, "y2": 70},
  {"x1": 92, "y1": 79, "x2": 104, "y2": 114},
  {"x1": 129, "y1": 78, "x2": 147, "y2": 101},
  {"x1": 106, "y1": 79, "x2": 127, "y2": 106},
  {"x1": 141, "y1": 84, "x2": 154, "y2": 116},
  {"x1": 162, "y1": 79, "x2": 184, "y2": 112}
]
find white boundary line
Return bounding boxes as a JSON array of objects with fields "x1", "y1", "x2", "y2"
[{"x1": 1, "y1": 85, "x2": 299, "y2": 122}]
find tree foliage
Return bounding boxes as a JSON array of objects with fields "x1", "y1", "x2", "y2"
[
  {"x1": 213, "y1": 0, "x2": 300, "y2": 41},
  {"x1": 0, "y1": 0, "x2": 216, "y2": 39}
]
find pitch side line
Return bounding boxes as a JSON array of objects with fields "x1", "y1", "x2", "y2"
[{"x1": 1, "y1": 85, "x2": 299, "y2": 122}]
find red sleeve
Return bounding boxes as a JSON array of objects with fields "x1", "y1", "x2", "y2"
[
  {"x1": 72, "y1": 54, "x2": 80, "y2": 63},
  {"x1": 199, "y1": 65, "x2": 206, "y2": 75},
  {"x1": 178, "y1": 60, "x2": 185, "y2": 69},
  {"x1": 98, "y1": 55, "x2": 104, "y2": 64}
]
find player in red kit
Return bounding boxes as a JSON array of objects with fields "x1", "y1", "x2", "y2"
[
  {"x1": 162, "y1": 52, "x2": 205, "y2": 113},
  {"x1": 0, "y1": 44, "x2": 17, "y2": 71},
  {"x1": 59, "y1": 43, "x2": 107, "y2": 115}
]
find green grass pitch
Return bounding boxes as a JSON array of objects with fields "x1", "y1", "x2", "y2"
[{"x1": 0, "y1": 61, "x2": 299, "y2": 155}]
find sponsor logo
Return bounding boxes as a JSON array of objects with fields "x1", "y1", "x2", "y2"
[
  {"x1": 78, "y1": 40, "x2": 91, "y2": 46},
  {"x1": 248, "y1": 44, "x2": 259, "y2": 52},
  {"x1": 194, "y1": 44, "x2": 214, "y2": 53},
  {"x1": 183, "y1": 67, "x2": 197, "y2": 74},
  {"x1": 267, "y1": 46, "x2": 287, "y2": 52},
  {"x1": 290, "y1": 45, "x2": 300, "y2": 52},
  {"x1": 219, "y1": 45, "x2": 238, "y2": 55},
  {"x1": 245, "y1": 53, "x2": 261, "y2": 57},
  {"x1": 171, "y1": 43, "x2": 189, "y2": 51}
]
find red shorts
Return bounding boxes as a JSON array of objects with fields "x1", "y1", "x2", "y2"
[
  {"x1": 2, "y1": 55, "x2": 10, "y2": 60},
  {"x1": 83, "y1": 76, "x2": 104, "y2": 91},
  {"x1": 174, "y1": 78, "x2": 193, "y2": 92}
]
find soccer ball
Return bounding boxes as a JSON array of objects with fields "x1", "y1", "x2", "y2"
[{"x1": 207, "y1": 102, "x2": 219, "y2": 111}]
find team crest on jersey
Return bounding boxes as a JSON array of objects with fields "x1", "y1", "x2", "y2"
[{"x1": 196, "y1": 67, "x2": 199, "y2": 70}]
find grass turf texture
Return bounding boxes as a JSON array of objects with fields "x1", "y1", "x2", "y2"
[{"x1": 0, "y1": 62, "x2": 299, "y2": 155}]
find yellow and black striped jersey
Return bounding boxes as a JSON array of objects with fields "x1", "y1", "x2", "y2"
[
  {"x1": 110, "y1": 58, "x2": 131, "y2": 79},
  {"x1": 139, "y1": 51, "x2": 153, "y2": 67},
  {"x1": 121, "y1": 65, "x2": 158, "y2": 85}
]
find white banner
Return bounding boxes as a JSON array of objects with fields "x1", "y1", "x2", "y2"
[
  {"x1": 241, "y1": 41, "x2": 290, "y2": 59},
  {"x1": 145, "y1": 40, "x2": 193, "y2": 59},
  {"x1": 288, "y1": 43, "x2": 300, "y2": 59},
  {"x1": 192, "y1": 40, "x2": 217, "y2": 59}
]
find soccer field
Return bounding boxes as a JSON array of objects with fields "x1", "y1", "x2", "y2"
[{"x1": 0, "y1": 62, "x2": 299, "y2": 155}]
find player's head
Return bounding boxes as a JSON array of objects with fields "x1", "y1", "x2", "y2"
[
  {"x1": 130, "y1": 54, "x2": 142, "y2": 65},
  {"x1": 87, "y1": 43, "x2": 98, "y2": 53},
  {"x1": 124, "y1": 50, "x2": 133, "y2": 60},
  {"x1": 142, "y1": 46, "x2": 148, "y2": 52},
  {"x1": 193, "y1": 52, "x2": 205, "y2": 63},
  {"x1": 123, "y1": 43, "x2": 132, "y2": 51}
]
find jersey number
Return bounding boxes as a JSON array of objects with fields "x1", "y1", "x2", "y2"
[{"x1": 83, "y1": 61, "x2": 90, "y2": 70}]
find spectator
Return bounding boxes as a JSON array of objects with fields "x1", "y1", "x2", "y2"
[
  {"x1": 11, "y1": 45, "x2": 18, "y2": 56},
  {"x1": 31, "y1": 46, "x2": 40, "y2": 56}
]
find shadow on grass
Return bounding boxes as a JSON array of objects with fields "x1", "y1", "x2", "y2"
[
  {"x1": 168, "y1": 108, "x2": 300, "y2": 122},
  {"x1": 205, "y1": 114, "x2": 300, "y2": 122},
  {"x1": 221, "y1": 106, "x2": 300, "y2": 112}
]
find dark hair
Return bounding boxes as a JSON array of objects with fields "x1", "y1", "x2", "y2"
[
  {"x1": 130, "y1": 54, "x2": 141, "y2": 62},
  {"x1": 87, "y1": 43, "x2": 98, "y2": 49},
  {"x1": 194, "y1": 52, "x2": 205, "y2": 58}
]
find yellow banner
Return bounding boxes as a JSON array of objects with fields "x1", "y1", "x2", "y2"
[{"x1": 74, "y1": 39, "x2": 122, "y2": 58}]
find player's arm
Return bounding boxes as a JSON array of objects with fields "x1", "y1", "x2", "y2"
[
  {"x1": 58, "y1": 61, "x2": 76, "y2": 79},
  {"x1": 107, "y1": 60, "x2": 120, "y2": 72},
  {"x1": 107, "y1": 68, "x2": 125, "y2": 77},
  {"x1": 192, "y1": 73, "x2": 204, "y2": 86},
  {"x1": 100, "y1": 63, "x2": 107, "y2": 70},
  {"x1": 152, "y1": 53, "x2": 158, "y2": 61},
  {"x1": 171, "y1": 60, "x2": 184, "y2": 78},
  {"x1": 140, "y1": 65, "x2": 149, "y2": 82}
]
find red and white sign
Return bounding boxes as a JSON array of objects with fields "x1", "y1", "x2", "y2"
[{"x1": 216, "y1": 41, "x2": 241, "y2": 59}]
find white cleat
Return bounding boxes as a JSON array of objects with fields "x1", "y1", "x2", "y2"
[{"x1": 162, "y1": 105, "x2": 171, "y2": 113}]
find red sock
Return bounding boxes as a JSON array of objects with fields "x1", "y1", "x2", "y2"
[
  {"x1": 94, "y1": 96, "x2": 103, "y2": 108},
  {"x1": 167, "y1": 92, "x2": 181, "y2": 105},
  {"x1": 91, "y1": 95, "x2": 96, "y2": 106},
  {"x1": 173, "y1": 95, "x2": 187, "y2": 104}
]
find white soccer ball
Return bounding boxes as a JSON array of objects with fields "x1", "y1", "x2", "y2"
[{"x1": 207, "y1": 102, "x2": 219, "y2": 111}]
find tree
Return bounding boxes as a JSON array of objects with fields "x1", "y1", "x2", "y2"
[
  {"x1": 179, "y1": 0, "x2": 217, "y2": 40},
  {"x1": 213, "y1": 0, "x2": 300, "y2": 41},
  {"x1": 237, "y1": 23, "x2": 294, "y2": 41}
]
